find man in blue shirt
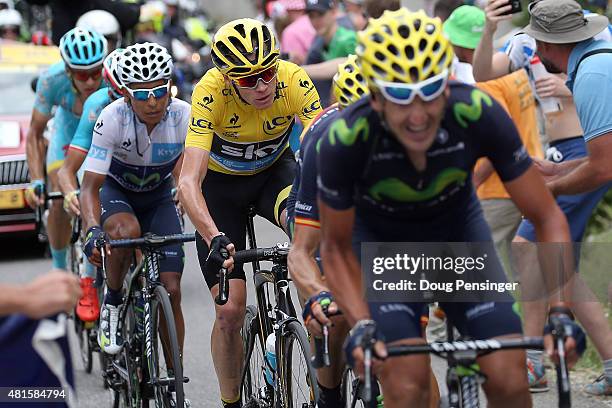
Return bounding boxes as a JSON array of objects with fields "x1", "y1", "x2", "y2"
[{"x1": 524, "y1": 0, "x2": 612, "y2": 396}]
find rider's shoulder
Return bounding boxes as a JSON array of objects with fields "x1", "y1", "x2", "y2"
[
  {"x1": 194, "y1": 67, "x2": 226, "y2": 97},
  {"x1": 444, "y1": 81, "x2": 505, "y2": 129},
  {"x1": 39, "y1": 61, "x2": 68, "y2": 83},
  {"x1": 167, "y1": 98, "x2": 192, "y2": 120}
]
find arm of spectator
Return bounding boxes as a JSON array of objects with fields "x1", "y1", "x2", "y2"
[
  {"x1": 534, "y1": 74, "x2": 572, "y2": 99},
  {"x1": 472, "y1": 0, "x2": 513, "y2": 81},
  {"x1": 0, "y1": 270, "x2": 81, "y2": 319},
  {"x1": 548, "y1": 133, "x2": 612, "y2": 195},
  {"x1": 472, "y1": 158, "x2": 496, "y2": 189},
  {"x1": 302, "y1": 58, "x2": 348, "y2": 80}
]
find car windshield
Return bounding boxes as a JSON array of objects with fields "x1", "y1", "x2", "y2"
[{"x1": 0, "y1": 67, "x2": 44, "y2": 115}]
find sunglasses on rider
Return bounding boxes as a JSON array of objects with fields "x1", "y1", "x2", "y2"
[
  {"x1": 71, "y1": 68, "x2": 103, "y2": 82},
  {"x1": 374, "y1": 70, "x2": 449, "y2": 105},
  {"x1": 125, "y1": 82, "x2": 170, "y2": 101},
  {"x1": 232, "y1": 64, "x2": 278, "y2": 89}
]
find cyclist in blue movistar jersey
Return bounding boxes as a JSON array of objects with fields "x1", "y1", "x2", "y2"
[
  {"x1": 287, "y1": 55, "x2": 369, "y2": 408},
  {"x1": 317, "y1": 9, "x2": 586, "y2": 407},
  {"x1": 79, "y1": 42, "x2": 189, "y2": 406},
  {"x1": 25, "y1": 27, "x2": 107, "y2": 273},
  {"x1": 57, "y1": 48, "x2": 125, "y2": 323}
]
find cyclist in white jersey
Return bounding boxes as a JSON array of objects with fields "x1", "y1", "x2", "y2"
[{"x1": 79, "y1": 45, "x2": 190, "y2": 401}]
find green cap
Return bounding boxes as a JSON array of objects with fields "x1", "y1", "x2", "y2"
[{"x1": 443, "y1": 5, "x2": 485, "y2": 50}]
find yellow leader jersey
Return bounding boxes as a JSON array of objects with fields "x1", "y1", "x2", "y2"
[{"x1": 186, "y1": 60, "x2": 322, "y2": 175}]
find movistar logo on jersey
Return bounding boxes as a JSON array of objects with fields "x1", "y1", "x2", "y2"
[
  {"x1": 453, "y1": 89, "x2": 493, "y2": 128},
  {"x1": 88, "y1": 144, "x2": 108, "y2": 161},
  {"x1": 152, "y1": 143, "x2": 183, "y2": 163},
  {"x1": 369, "y1": 168, "x2": 468, "y2": 202},
  {"x1": 328, "y1": 117, "x2": 369, "y2": 146},
  {"x1": 123, "y1": 172, "x2": 161, "y2": 187}
]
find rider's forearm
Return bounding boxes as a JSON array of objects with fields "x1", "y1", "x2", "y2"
[
  {"x1": 81, "y1": 188, "x2": 101, "y2": 231},
  {"x1": 288, "y1": 248, "x2": 328, "y2": 300},
  {"x1": 472, "y1": 28, "x2": 496, "y2": 82},
  {"x1": 25, "y1": 127, "x2": 45, "y2": 181},
  {"x1": 533, "y1": 207, "x2": 574, "y2": 307},
  {"x1": 177, "y1": 177, "x2": 219, "y2": 243},
  {"x1": 320, "y1": 243, "x2": 369, "y2": 326},
  {"x1": 57, "y1": 158, "x2": 81, "y2": 195}
]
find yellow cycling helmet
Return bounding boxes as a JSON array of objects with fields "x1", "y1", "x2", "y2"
[
  {"x1": 356, "y1": 8, "x2": 453, "y2": 87},
  {"x1": 211, "y1": 18, "x2": 279, "y2": 78},
  {"x1": 333, "y1": 55, "x2": 370, "y2": 109}
]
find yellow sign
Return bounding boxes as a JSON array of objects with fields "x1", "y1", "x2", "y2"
[
  {"x1": 0, "y1": 189, "x2": 25, "y2": 210},
  {"x1": 0, "y1": 43, "x2": 60, "y2": 67}
]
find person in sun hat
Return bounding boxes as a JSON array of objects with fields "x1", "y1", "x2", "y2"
[{"x1": 522, "y1": 0, "x2": 612, "y2": 397}]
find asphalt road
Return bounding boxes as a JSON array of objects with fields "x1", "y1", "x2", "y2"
[{"x1": 0, "y1": 219, "x2": 609, "y2": 408}]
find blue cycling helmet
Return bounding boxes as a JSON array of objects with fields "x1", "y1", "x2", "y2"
[{"x1": 59, "y1": 27, "x2": 108, "y2": 70}]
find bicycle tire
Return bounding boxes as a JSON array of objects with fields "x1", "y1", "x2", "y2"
[
  {"x1": 241, "y1": 304, "x2": 270, "y2": 405},
  {"x1": 148, "y1": 285, "x2": 184, "y2": 407},
  {"x1": 113, "y1": 297, "x2": 141, "y2": 407},
  {"x1": 556, "y1": 360, "x2": 571, "y2": 408},
  {"x1": 279, "y1": 321, "x2": 319, "y2": 408},
  {"x1": 341, "y1": 367, "x2": 363, "y2": 408}
]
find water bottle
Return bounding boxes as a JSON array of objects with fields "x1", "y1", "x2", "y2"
[
  {"x1": 264, "y1": 333, "x2": 277, "y2": 387},
  {"x1": 134, "y1": 291, "x2": 145, "y2": 337},
  {"x1": 530, "y1": 56, "x2": 562, "y2": 114}
]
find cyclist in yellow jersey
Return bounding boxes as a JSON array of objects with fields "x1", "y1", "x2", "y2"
[{"x1": 178, "y1": 18, "x2": 321, "y2": 408}]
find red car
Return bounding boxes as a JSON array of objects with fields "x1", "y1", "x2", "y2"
[{"x1": 0, "y1": 42, "x2": 60, "y2": 241}]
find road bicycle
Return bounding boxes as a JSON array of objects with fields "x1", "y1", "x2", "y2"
[
  {"x1": 216, "y1": 207, "x2": 318, "y2": 408},
  {"x1": 315, "y1": 311, "x2": 573, "y2": 407},
  {"x1": 96, "y1": 232, "x2": 194, "y2": 408}
]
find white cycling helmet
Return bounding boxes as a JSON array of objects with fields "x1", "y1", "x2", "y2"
[
  {"x1": 117, "y1": 42, "x2": 173, "y2": 84},
  {"x1": 103, "y1": 48, "x2": 124, "y2": 96},
  {"x1": 0, "y1": 9, "x2": 21, "y2": 27},
  {"x1": 77, "y1": 10, "x2": 120, "y2": 37},
  {"x1": 0, "y1": 0, "x2": 14, "y2": 9}
]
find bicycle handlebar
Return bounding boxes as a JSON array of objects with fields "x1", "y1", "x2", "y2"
[
  {"x1": 98, "y1": 233, "x2": 196, "y2": 249},
  {"x1": 215, "y1": 244, "x2": 290, "y2": 306},
  {"x1": 232, "y1": 244, "x2": 290, "y2": 264}
]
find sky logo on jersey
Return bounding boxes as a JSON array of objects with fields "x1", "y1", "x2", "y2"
[
  {"x1": 88, "y1": 144, "x2": 108, "y2": 161},
  {"x1": 210, "y1": 131, "x2": 290, "y2": 172},
  {"x1": 328, "y1": 117, "x2": 369, "y2": 147},
  {"x1": 152, "y1": 143, "x2": 183, "y2": 163},
  {"x1": 453, "y1": 89, "x2": 493, "y2": 128},
  {"x1": 369, "y1": 168, "x2": 467, "y2": 202}
]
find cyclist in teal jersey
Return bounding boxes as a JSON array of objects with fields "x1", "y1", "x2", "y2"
[
  {"x1": 25, "y1": 27, "x2": 107, "y2": 274},
  {"x1": 57, "y1": 48, "x2": 124, "y2": 323}
]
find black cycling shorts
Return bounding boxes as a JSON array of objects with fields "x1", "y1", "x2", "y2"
[
  {"x1": 100, "y1": 177, "x2": 185, "y2": 274},
  {"x1": 354, "y1": 196, "x2": 523, "y2": 342},
  {"x1": 196, "y1": 149, "x2": 295, "y2": 289}
]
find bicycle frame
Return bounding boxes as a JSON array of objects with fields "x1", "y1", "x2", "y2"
[{"x1": 100, "y1": 233, "x2": 194, "y2": 404}]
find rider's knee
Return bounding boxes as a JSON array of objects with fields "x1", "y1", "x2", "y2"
[
  {"x1": 215, "y1": 301, "x2": 245, "y2": 333},
  {"x1": 383, "y1": 377, "x2": 430, "y2": 405},
  {"x1": 163, "y1": 278, "x2": 182, "y2": 304},
  {"x1": 484, "y1": 366, "x2": 529, "y2": 403},
  {"x1": 106, "y1": 219, "x2": 141, "y2": 240}
]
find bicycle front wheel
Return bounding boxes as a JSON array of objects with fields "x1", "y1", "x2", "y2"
[
  {"x1": 241, "y1": 304, "x2": 271, "y2": 405},
  {"x1": 146, "y1": 285, "x2": 184, "y2": 407},
  {"x1": 279, "y1": 321, "x2": 319, "y2": 408}
]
